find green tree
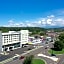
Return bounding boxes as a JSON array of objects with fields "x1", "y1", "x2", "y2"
[
  {"x1": 34, "y1": 35, "x2": 39, "y2": 39},
  {"x1": 58, "y1": 33, "x2": 64, "y2": 49},
  {"x1": 39, "y1": 32, "x2": 45, "y2": 36},
  {"x1": 54, "y1": 41, "x2": 64, "y2": 51},
  {"x1": 0, "y1": 27, "x2": 46, "y2": 33},
  {"x1": 23, "y1": 55, "x2": 34, "y2": 64},
  {"x1": 58, "y1": 33, "x2": 64, "y2": 41}
]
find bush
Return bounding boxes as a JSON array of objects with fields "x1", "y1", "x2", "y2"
[
  {"x1": 54, "y1": 41, "x2": 64, "y2": 51},
  {"x1": 23, "y1": 55, "x2": 34, "y2": 64}
]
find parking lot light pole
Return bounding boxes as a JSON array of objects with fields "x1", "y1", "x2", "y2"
[{"x1": 52, "y1": 49, "x2": 53, "y2": 54}]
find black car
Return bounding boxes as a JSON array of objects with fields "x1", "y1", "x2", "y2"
[
  {"x1": 28, "y1": 48, "x2": 31, "y2": 50},
  {"x1": 45, "y1": 47, "x2": 47, "y2": 49},
  {"x1": 51, "y1": 54, "x2": 56, "y2": 56}
]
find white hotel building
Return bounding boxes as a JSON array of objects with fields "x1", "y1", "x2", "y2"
[{"x1": 0, "y1": 30, "x2": 29, "y2": 52}]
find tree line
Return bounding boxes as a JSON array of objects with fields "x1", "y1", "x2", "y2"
[{"x1": 0, "y1": 27, "x2": 46, "y2": 35}]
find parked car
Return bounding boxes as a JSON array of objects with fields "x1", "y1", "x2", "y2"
[
  {"x1": 19, "y1": 56, "x2": 25, "y2": 60},
  {"x1": 51, "y1": 54, "x2": 56, "y2": 56},
  {"x1": 28, "y1": 47, "x2": 31, "y2": 50},
  {"x1": 45, "y1": 46, "x2": 49, "y2": 49},
  {"x1": 45, "y1": 47, "x2": 47, "y2": 49}
]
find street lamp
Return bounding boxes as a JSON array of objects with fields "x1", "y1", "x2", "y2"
[{"x1": 51, "y1": 45, "x2": 54, "y2": 56}]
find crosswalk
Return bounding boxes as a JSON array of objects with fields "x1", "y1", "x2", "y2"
[{"x1": 0, "y1": 54, "x2": 20, "y2": 64}]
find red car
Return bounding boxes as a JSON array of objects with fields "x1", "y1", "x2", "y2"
[{"x1": 19, "y1": 56, "x2": 25, "y2": 60}]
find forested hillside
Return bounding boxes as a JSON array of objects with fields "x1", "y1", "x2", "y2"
[{"x1": 0, "y1": 27, "x2": 46, "y2": 35}]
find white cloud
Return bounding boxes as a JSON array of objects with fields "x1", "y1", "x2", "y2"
[
  {"x1": 55, "y1": 18, "x2": 63, "y2": 22},
  {"x1": 38, "y1": 21, "x2": 42, "y2": 24},
  {"x1": 27, "y1": 23, "x2": 33, "y2": 27},
  {"x1": 3, "y1": 14, "x2": 64, "y2": 28},
  {"x1": 55, "y1": 18, "x2": 64, "y2": 26},
  {"x1": 25, "y1": 20, "x2": 29, "y2": 23},
  {"x1": 8, "y1": 20, "x2": 14, "y2": 23},
  {"x1": 50, "y1": 15, "x2": 55, "y2": 18},
  {"x1": 41, "y1": 18, "x2": 46, "y2": 21},
  {"x1": 8, "y1": 20, "x2": 14, "y2": 26},
  {"x1": 50, "y1": 23, "x2": 56, "y2": 26},
  {"x1": 42, "y1": 21, "x2": 46, "y2": 25},
  {"x1": 47, "y1": 15, "x2": 55, "y2": 18},
  {"x1": 46, "y1": 19, "x2": 52, "y2": 24}
]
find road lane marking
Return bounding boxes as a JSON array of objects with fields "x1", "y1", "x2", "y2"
[{"x1": 0, "y1": 46, "x2": 43, "y2": 64}]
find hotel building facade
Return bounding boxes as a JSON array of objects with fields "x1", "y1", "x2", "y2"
[{"x1": 0, "y1": 30, "x2": 29, "y2": 52}]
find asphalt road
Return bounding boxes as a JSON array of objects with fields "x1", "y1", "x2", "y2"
[
  {"x1": 0, "y1": 45, "x2": 34, "y2": 61},
  {"x1": 6, "y1": 43, "x2": 57, "y2": 64},
  {"x1": 1, "y1": 42, "x2": 64, "y2": 64},
  {"x1": 0, "y1": 42, "x2": 49, "y2": 61},
  {"x1": 57, "y1": 55, "x2": 64, "y2": 64}
]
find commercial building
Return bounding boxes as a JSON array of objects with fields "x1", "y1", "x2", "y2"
[
  {"x1": 0, "y1": 31, "x2": 2, "y2": 52},
  {"x1": 0, "y1": 30, "x2": 29, "y2": 51},
  {"x1": 46, "y1": 37, "x2": 52, "y2": 42}
]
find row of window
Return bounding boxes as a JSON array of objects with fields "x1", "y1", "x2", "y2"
[
  {"x1": 2, "y1": 35, "x2": 19, "y2": 38},
  {"x1": 2, "y1": 34, "x2": 28, "y2": 43}
]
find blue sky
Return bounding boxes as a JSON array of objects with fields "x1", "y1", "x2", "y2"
[{"x1": 0, "y1": 0, "x2": 64, "y2": 28}]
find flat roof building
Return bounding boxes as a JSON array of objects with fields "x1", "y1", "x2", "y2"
[
  {"x1": 0, "y1": 31, "x2": 2, "y2": 52},
  {"x1": 0, "y1": 30, "x2": 29, "y2": 52}
]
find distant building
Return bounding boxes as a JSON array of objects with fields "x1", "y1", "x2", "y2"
[
  {"x1": 46, "y1": 37, "x2": 52, "y2": 42},
  {"x1": 0, "y1": 30, "x2": 29, "y2": 51},
  {"x1": 46, "y1": 31, "x2": 57, "y2": 38},
  {"x1": 29, "y1": 36, "x2": 34, "y2": 41},
  {"x1": 46, "y1": 31, "x2": 58, "y2": 43}
]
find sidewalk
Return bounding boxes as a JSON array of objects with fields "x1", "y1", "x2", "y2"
[
  {"x1": 0, "y1": 52, "x2": 9, "y2": 55},
  {"x1": 38, "y1": 54, "x2": 59, "y2": 62}
]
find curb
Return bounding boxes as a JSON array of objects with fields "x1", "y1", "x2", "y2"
[{"x1": 33, "y1": 58, "x2": 47, "y2": 64}]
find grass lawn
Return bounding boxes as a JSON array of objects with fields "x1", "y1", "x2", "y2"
[
  {"x1": 48, "y1": 49, "x2": 64, "y2": 54},
  {"x1": 62, "y1": 62, "x2": 64, "y2": 64},
  {"x1": 32, "y1": 59, "x2": 45, "y2": 64}
]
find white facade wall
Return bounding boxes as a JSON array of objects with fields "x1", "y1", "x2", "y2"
[
  {"x1": 0, "y1": 31, "x2": 2, "y2": 52},
  {"x1": 2, "y1": 32, "x2": 20, "y2": 45},
  {"x1": 1, "y1": 30, "x2": 29, "y2": 51},
  {"x1": 20, "y1": 30, "x2": 29, "y2": 45}
]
